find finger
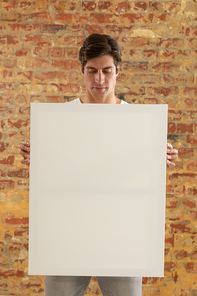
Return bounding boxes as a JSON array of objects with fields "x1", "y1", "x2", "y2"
[
  {"x1": 167, "y1": 148, "x2": 178, "y2": 155},
  {"x1": 166, "y1": 159, "x2": 175, "y2": 170},
  {"x1": 167, "y1": 143, "x2": 173, "y2": 149},
  {"x1": 22, "y1": 141, "x2": 30, "y2": 146},
  {"x1": 19, "y1": 144, "x2": 30, "y2": 153},
  {"x1": 21, "y1": 159, "x2": 30, "y2": 166},
  {"x1": 20, "y1": 149, "x2": 30, "y2": 159},
  {"x1": 167, "y1": 154, "x2": 178, "y2": 160}
]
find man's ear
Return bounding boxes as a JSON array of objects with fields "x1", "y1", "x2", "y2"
[{"x1": 116, "y1": 65, "x2": 120, "y2": 76}]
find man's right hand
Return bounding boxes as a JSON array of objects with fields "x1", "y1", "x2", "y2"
[{"x1": 19, "y1": 141, "x2": 30, "y2": 166}]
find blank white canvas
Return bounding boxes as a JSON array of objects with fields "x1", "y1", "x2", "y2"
[{"x1": 29, "y1": 103, "x2": 168, "y2": 277}]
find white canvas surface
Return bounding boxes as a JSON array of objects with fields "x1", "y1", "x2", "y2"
[{"x1": 29, "y1": 102, "x2": 168, "y2": 277}]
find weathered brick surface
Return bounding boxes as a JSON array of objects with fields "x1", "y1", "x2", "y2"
[{"x1": 0, "y1": 0, "x2": 197, "y2": 295}]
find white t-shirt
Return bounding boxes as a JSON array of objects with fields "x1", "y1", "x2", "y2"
[{"x1": 70, "y1": 98, "x2": 128, "y2": 104}]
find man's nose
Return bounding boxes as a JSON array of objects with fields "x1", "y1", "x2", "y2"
[{"x1": 95, "y1": 71, "x2": 105, "y2": 84}]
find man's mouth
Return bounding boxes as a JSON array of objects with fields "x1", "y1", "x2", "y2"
[{"x1": 93, "y1": 87, "x2": 106, "y2": 91}]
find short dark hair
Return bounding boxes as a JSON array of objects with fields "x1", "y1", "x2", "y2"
[{"x1": 79, "y1": 33, "x2": 122, "y2": 74}]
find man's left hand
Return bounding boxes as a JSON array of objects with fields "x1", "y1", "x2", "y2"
[{"x1": 166, "y1": 143, "x2": 178, "y2": 170}]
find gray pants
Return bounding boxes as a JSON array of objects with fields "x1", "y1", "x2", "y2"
[{"x1": 44, "y1": 276, "x2": 142, "y2": 296}]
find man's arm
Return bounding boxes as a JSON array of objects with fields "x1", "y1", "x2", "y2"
[{"x1": 19, "y1": 141, "x2": 178, "y2": 169}]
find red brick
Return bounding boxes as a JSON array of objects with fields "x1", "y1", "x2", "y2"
[
  {"x1": 187, "y1": 135, "x2": 197, "y2": 145},
  {"x1": 3, "y1": 70, "x2": 12, "y2": 78},
  {"x1": 98, "y1": 1, "x2": 112, "y2": 10},
  {"x1": 142, "y1": 277, "x2": 159, "y2": 284},
  {"x1": 159, "y1": 49, "x2": 176, "y2": 60},
  {"x1": 0, "y1": 156, "x2": 14, "y2": 165},
  {"x1": 184, "y1": 87, "x2": 197, "y2": 96},
  {"x1": 189, "y1": 250, "x2": 197, "y2": 259},
  {"x1": 177, "y1": 123, "x2": 194, "y2": 133},
  {"x1": 165, "y1": 235, "x2": 174, "y2": 247},
  {"x1": 0, "y1": 106, "x2": 13, "y2": 115},
  {"x1": 178, "y1": 148, "x2": 193, "y2": 158},
  {"x1": 156, "y1": 38, "x2": 185, "y2": 48},
  {"x1": 173, "y1": 250, "x2": 188, "y2": 260},
  {"x1": 184, "y1": 98, "x2": 193, "y2": 107},
  {"x1": 151, "y1": 62, "x2": 181, "y2": 72},
  {"x1": 189, "y1": 211, "x2": 197, "y2": 220},
  {"x1": 3, "y1": 216, "x2": 29, "y2": 226},
  {"x1": 24, "y1": 59, "x2": 50, "y2": 69},
  {"x1": 116, "y1": 2, "x2": 131, "y2": 12},
  {"x1": 143, "y1": 49, "x2": 158, "y2": 59},
  {"x1": 168, "y1": 122, "x2": 176, "y2": 133},
  {"x1": 168, "y1": 110, "x2": 182, "y2": 121},
  {"x1": 182, "y1": 199, "x2": 196, "y2": 208},
  {"x1": 0, "y1": 242, "x2": 4, "y2": 253},
  {"x1": 122, "y1": 62, "x2": 148, "y2": 72},
  {"x1": 2, "y1": 0, "x2": 16, "y2": 10},
  {"x1": 7, "y1": 119, "x2": 29, "y2": 129},
  {"x1": 59, "y1": 84, "x2": 80, "y2": 93},
  {"x1": 82, "y1": 1, "x2": 97, "y2": 11},
  {"x1": 15, "y1": 94, "x2": 28, "y2": 104},
  {"x1": 134, "y1": 2, "x2": 147, "y2": 11},
  {"x1": 163, "y1": 74, "x2": 194, "y2": 84},
  {"x1": 166, "y1": 185, "x2": 185, "y2": 196},
  {"x1": 7, "y1": 169, "x2": 29, "y2": 178},
  {"x1": 0, "y1": 142, "x2": 8, "y2": 152},
  {"x1": 187, "y1": 187, "x2": 197, "y2": 196},
  {"x1": 48, "y1": 47, "x2": 63, "y2": 58},
  {"x1": 0, "y1": 180, "x2": 15, "y2": 189},
  {"x1": 187, "y1": 161, "x2": 197, "y2": 171},
  {"x1": 122, "y1": 37, "x2": 151, "y2": 48},
  {"x1": 14, "y1": 228, "x2": 29, "y2": 238},
  {"x1": 35, "y1": 71, "x2": 65, "y2": 81},
  {"x1": 0, "y1": 82, "x2": 15, "y2": 91},
  {"x1": 40, "y1": 24, "x2": 66, "y2": 34},
  {"x1": 166, "y1": 199, "x2": 178, "y2": 208},
  {"x1": 8, "y1": 242, "x2": 22, "y2": 252},
  {"x1": 185, "y1": 263, "x2": 197, "y2": 273},
  {"x1": 165, "y1": 262, "x2": 175, "y2": 272},
  {"x1": 23, "y1": 12, "x2": 53, "y2": 23},
  {"x1": 17, "y1": 71, "x2": 33, "y2": 81},
  {"x1": 122, "y1": 13, "x2": 146, "y2": 23},
  {"x1": 24, "y1": 35, "x2": 51, "y2": 46},
  {"x1": 148, "y1": 86, "x2": 179, "y2": 96},
  {"x1": 15, "y1": 48, "x2": 29, "y2": 57},
  {"x1": 90, "y1": 13, "x2": 114, "y2": 23},
  {"x1": 0, "y1": 35, "x2": 20, "y2": 45},
  {"x1": 143, "y1": 98, "x2": 158, "y2": 104},
  {"x1": 64, "y1": 47, "x2": 78, "y2": 59},
  {"x1": 52, "y1": 60, "x2": 80, "y2": 70},
  {"x1": 9, "y1": 23, "x2": 39, "y2": 32},
  {"x1": 185, "y1": 110, "x2": 197, "y2": 119},
  {"x1": 19, "y1": 107, "x2": 30, "y2": 115},
  {"x1": 0, "y1": 59, "x2": 17, "y2": 68},
  {"x1": 169, "y1": 173, "x2": 197, "y2": 182},
  {"x1": 0, "y1": 268, "x2": 24, "y2": 278},
  {"x1": 170, "y1": 221, "x2": 191, "y2": 233},
  {"x1": 45, "y1": 96, "x2": 62, "y2": 103}
]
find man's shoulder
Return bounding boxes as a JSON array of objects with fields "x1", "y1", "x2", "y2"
[
  {"x1": 67, "y1": 98, "x2": 81, "y2": 103},
  {"x1": 120, "y1": 100, "x2": 128, "y2": 104}
]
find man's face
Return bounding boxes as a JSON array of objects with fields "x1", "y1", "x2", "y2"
[{"x1": 82, "y1": 55, "x2": 119, "y2": 103}]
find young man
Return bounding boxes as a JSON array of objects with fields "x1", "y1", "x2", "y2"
[{"x1": 19, "y1": 34, "x2": 178, "y2": 296}]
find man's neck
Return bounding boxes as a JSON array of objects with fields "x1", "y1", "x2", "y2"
[{"x1": 80, "y1": 95, "x2": 121, "y2": 104}]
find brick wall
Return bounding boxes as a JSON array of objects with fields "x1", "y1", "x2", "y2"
[{"x1": 0, "y1": 0, "x2": 197, "y2": 295}]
